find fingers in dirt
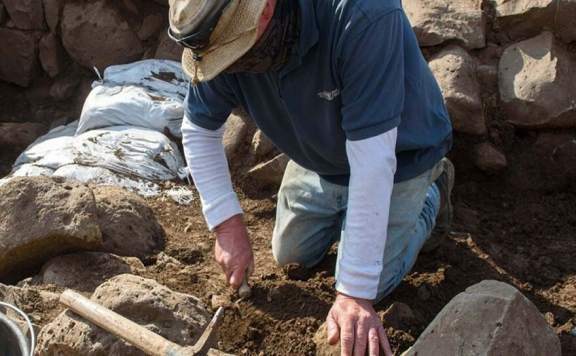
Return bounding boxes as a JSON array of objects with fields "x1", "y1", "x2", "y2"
[
  {"x1": 327, "y1": 313, "x2": 340, "y2": 345},
  {"x1": 368, "y1": 328, "x2": 380, "y2": 356},
  {"x1": 353, "y1": 322, "x2": 368, "y2": 356},
  {"x1": 378, "y1": 326, "x2": 393, "y2": 356}
]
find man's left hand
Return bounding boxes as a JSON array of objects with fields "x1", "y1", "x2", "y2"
[{"x1": 327, "y1": 293, "x2": 393, "y2": 356}]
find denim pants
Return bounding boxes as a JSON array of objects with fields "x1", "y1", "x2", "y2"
[{"x1": 272, "y1": 160, "x2": 443, "y2": 302}]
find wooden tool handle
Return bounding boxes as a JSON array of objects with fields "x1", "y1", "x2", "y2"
[{"x1": 60, "y1": 290, "x2": 183, "y2": 356}]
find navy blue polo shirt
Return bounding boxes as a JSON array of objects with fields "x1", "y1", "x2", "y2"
[{"x1": 185, "y1": 0, "x2": 452, "y2": 185}]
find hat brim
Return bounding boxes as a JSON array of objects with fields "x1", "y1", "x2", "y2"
[{"x1": 181, "y1": 0, "x2": 267, "y2": 82}]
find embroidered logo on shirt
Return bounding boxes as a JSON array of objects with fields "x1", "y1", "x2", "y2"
[{"x1": 317, "y1": 89, "x2": 340, "y2": 101}]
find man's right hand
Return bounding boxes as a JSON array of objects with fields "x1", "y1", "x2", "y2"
[{"x1": 214, "y1": 214, "x2": 254, "y2": 290}]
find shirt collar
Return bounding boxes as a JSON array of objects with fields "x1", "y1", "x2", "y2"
[{"x1": 279, "y1": 0, "x2": 319, "y2": 77}]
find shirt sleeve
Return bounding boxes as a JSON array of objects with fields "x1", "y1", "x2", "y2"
[
  {"x1": 336, "y1": 129, "x2": 397, "y2": 300},
  {"x1": 185, "y1": 75, "x2": 238, "y2": 131},
  {"x1": 338, "y1": 10, "x2": 405, "y2": 141},
  {"x1": 182, "y1": 117, "x2": 243, "y2": 230}
]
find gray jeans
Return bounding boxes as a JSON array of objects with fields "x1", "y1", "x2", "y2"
[{"x1": 272, "y1": 160, "x2": 443, "y2": 301}]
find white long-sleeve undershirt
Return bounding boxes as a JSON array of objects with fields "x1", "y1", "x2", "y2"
[
  {"x1": 181, "y1": 117, "x2": 243, "y2": 230},
  {"x1": 183, "y1": 116, "x2": 397, "y2": 299},
  {"x1": 336, "y1": 128, "x2": 397, "y2": 300}
]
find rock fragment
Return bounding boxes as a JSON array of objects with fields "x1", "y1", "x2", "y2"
[
  {"x1": 402, "y1": 280, "x2": 561, "y2": 356},
  {"x1": 429, "y1": 46, "x2": 486, "y2": 135},
  {"x1": 499, "y1": 32, "x2": 576, "y2": 128},
  {"x1": 39, "y1": 33, "x2": 67, "y2": 78},
  {"x1": 474, "y1": 142, "x2": 508, "y2": 172},
  {"x1": 247, "y1": 154, "x2": 290, "y2": 187},
  {"x1": 37, "y1": 274, "x2": 213, "y2": 355},
  {"x1": 405, "y1": 0, "x2": 485, "y2": 49}
]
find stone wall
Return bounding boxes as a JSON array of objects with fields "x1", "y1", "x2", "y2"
[{"x1": 0, "y1": 0, "x2": 575, "y2": 185}]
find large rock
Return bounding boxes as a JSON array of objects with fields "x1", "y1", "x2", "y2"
[
  {"x1": 556, "y1": 0, "x2": 576, "y2": 43},
  {"x1": 404, "y1": 0, "x2": 485, "y2": 49},
  {"x1": 492, "y1": 0, "x2": 555, "y2": 40},
  {"x1": 155, "y1": 31, "x2": 183, "y2": 61},
  {"x1": 3, "y1": 0, "x2": 45, "y2": 30},
  {"x1": 429, "y1": 46, "x2": 486, "y2": 135},
  {"x1": 0, "y1": 122, "x2": 47, "y2": 151},
  {"x1": 247, "y1": 154, "x2": 290, "y2": 187},
  {"x1": 39, "y1": 32, "x2": 67, "y2": 78},
  {"x1": 499, "y1": 32, "x2": 576, "y2": 128},
  {"x1": 93, "y1": 186, "x2": 165, "y2": 259},
  {"x1": 43, "y1": 0, "x2": 64, "y2": 32},
  {"x1": 37, "y1": 274, "x2": 213, "y2": 355},
  {"x1": 0, "y1": 177, "x2": 103, "y2": 283},
  {"x1": 40, "y1": 252, "x2": 145, "y2": 292},
  {"x1": 61, "y1": 0, "x2": 144, "y2": 71},
  {"x1": 402, "y1": 280, "x2": 561, "y2": 356},
  {"x1": 0, "y1": 28, "x2": 39, "y2": 87}
]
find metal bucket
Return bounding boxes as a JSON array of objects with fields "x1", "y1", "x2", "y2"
[{"x1": 0, "y1": 302, "x2": 34, "y2": 356}]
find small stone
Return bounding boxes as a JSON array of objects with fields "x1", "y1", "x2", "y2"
[
  {"x1": 39, "y1": 33, "x2": 67, "y2": 78},
  {"x1": 211, "y1": 294, "x2": 231, "y2": 309},
  {"x1": 247, "y1": 154, "x2": 290, "y2": 188},
  {"x1": 381, "y1": 302, "x2": 419, "y2": 330},
  {"x1": 251, "y1": 130, "x2": 276, "y2": 158},
  {"x1": 474, "y1": 142, "x2": 507, "y2": 172},
  {"x1": 544, "y1": 312, "x2": 555, "y2": 327},
  {"x1": 417, "y1": 285, "x2": 431, "y2": 301},
  {"x1": 429, "y1": 46, "x2": 486, "y2": 135}
]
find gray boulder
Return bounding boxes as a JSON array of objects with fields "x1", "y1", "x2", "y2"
[
  {"x1": 37, "y1": 274, "x2": 213, "y2": 355},
  {"x1": 0, "y1": 177, "x2": 102, "y2": 283},
  {"x1": 499, "y1": 32, "x2": 576, "y2": 128},
  {"x1": 402, "y1": 280, "x2": 561, "y2": 356}
]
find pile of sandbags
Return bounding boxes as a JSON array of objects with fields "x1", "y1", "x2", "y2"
[{"x1": 1, "y1": 60, "x2": 193, "y2": 201}]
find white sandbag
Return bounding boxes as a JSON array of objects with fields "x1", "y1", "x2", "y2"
[
  {"x1": 76, "y1": 85, "x2": 184, "y2": 137},
  {"x1": 11, "y1": 164, "x2": 54, "y2": 177},
  {"x1": 53, "y1": 165, "x2": 162, "y2": 197},
  {"x1": 13, "y1": 121, "x2": 78, "y2": 170},
  {"x1": 101, "y1": 59, "x2": 188, "y2": 99},
  {"x1": 76, "y1": 60, "x2": 188, "y2": 137},
  {"x1": 71, "y1": 126, "x2": 185, "y2": 181}
]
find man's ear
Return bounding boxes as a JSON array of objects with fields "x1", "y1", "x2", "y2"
[{"x1": 257, "y1": 0, "x2": 277, "y2": 36}]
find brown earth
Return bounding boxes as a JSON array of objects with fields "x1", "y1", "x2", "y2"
[{"x1": 1, "y1": 144, "x2": 575, "y2": 354}]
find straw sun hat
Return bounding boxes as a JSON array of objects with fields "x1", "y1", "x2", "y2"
[{"x1": 169, "y1": 0, "x2": 269, "y2": 82}]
